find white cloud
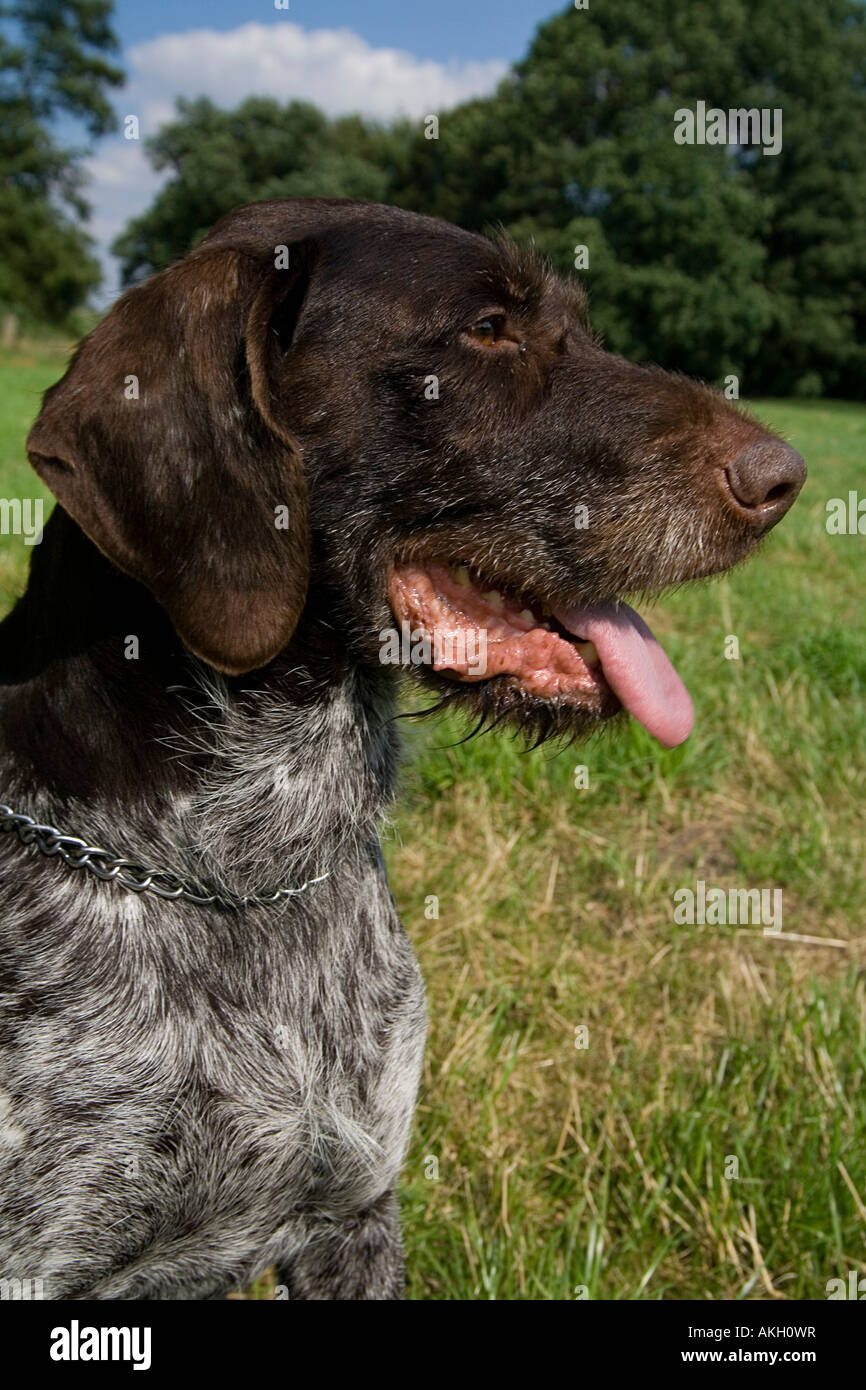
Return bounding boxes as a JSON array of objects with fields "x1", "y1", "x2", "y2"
[
  {"x1": 127, "y1": 22, "x2": 507, "y2": 125},
  {"x1": 84, "y1": 21, "x2": 508, "y2": 303},
  {"x1": 84, "y1": 142, "x2": 163, "y2": 242},
  {"x1": 82, "y1": 142, "x2": 167, "y2": 303}
]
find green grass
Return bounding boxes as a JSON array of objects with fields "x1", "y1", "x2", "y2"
[
  {"x1": 2, "y1": 346, "x2": 864, "y2": 1300},
  {"x1": 0, "y1": 339, "x2": 66, "y2": 609},
  {"x1": 390, "y1": 397, "x2": 866, "y2": 1299}
]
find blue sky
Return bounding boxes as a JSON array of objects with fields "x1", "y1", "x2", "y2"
[
  {"x1": 111, "y1": 0, "x2": 562, "y2": 64},
  {"x1": 84, "y1": 0, "x2": 566, "y2": 298}
]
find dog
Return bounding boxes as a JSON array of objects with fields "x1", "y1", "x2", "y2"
[{"x1": 0, "y1": 198, "x2": 804, "y2": 1299}]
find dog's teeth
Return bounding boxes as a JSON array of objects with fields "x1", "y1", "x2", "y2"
[
  {"x1": 453, "y1": 565, "x2": 471, "y2": 587},
  {"x1": 575, "y1": 640, "x2": 600, "y2": 667},
  {"x1": 518, "y1": 609, "x2": 535, "y2": 625},
  {"x1": 541, "y1": 602, "x2": 552, "y2": 617},
  {"x1": 483, "y1": 589, "x2": 504, "y2": 609}
]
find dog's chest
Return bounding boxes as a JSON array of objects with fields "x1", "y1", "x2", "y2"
[{"x1": 1, "y1": 861, "x2": 426, "y2": 1276}]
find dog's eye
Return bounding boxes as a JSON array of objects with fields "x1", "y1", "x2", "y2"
[{"x1": 467, "y1": 315, "x2": 506, "y2": 347}]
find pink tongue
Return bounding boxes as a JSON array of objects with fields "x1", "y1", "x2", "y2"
[{"x1": 553, "y1": 602, "x2": 694, "y2": 748}]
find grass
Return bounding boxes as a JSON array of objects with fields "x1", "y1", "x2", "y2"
[
  {"x1": 1, "y1": 343, "x2": 864, "y2": 1300},
  {"x1": 0, "y1": 338, "x2": 64, "y2": 610}
]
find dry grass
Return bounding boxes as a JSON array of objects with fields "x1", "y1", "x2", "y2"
[{"x1": 386, "y1": 746, "x2": 864, "y2": 1297}]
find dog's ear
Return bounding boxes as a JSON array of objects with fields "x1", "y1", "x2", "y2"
[{"x1": 27, "y1": 243, "x2": 314, "y2": 674}]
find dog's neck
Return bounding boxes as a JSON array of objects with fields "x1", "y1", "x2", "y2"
[
  {"x1": 178, "y1": 656, "x2": 399, "y2": 894},
  {"x1": 0, "y1": 509, "x2": 400, "y2": 895}
]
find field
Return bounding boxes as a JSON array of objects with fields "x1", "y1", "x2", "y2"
[{"x1": 2, "y1": 340, "x2": 864, "y2": 1300}]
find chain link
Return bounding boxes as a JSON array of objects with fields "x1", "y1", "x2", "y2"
[{"x1": 0, "y1": 804, "x2": 328, "y2": 910}]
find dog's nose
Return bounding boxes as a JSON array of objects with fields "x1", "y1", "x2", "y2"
[{"x1": 721, "y1": 440, "x2": 806, "y2": 529}]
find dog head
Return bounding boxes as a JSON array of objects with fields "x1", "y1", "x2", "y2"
[{"x1": 27, "y1": 198, "x2": 805, "y2": 745}]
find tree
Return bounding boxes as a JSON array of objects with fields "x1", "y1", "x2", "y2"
[
  {"x1": 113, "y1": 98, "x2": 408, "y2": 284},
  {"x1": 0, "y1": 0, "x2": 123, "y2": 324},
  {"x1": 388, "y1": 0, "x2": 866, "y2": 397},
  {"x1": 115, "y1": 0, "x2": 865, "y2": 397}
]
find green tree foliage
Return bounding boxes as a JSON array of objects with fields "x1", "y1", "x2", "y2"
[
  {"x1": 116, "y1": 0, "x2": 865, "y2": 396},
  {"x1": 390, "y1": 0, "x2": 866, "y2": 397},
  {"x1": 0, "y1": 0, "x2": 123, "y2": 324},
  {"x1": 113, "y1": 97, "x2": 408, "y2": 283}
]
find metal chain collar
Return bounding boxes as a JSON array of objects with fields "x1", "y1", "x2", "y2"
[{"x1": 0, "y1": 803, "x2": 328, "y2": 910}]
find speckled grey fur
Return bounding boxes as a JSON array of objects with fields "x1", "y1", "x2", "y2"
[{"x1": 0, "y1": 665, "x2": 426, "y2": 1299}]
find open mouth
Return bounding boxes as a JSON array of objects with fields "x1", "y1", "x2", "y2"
[{"x1": 387, "y1": 562, "x2": 694, "y2": 748}]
